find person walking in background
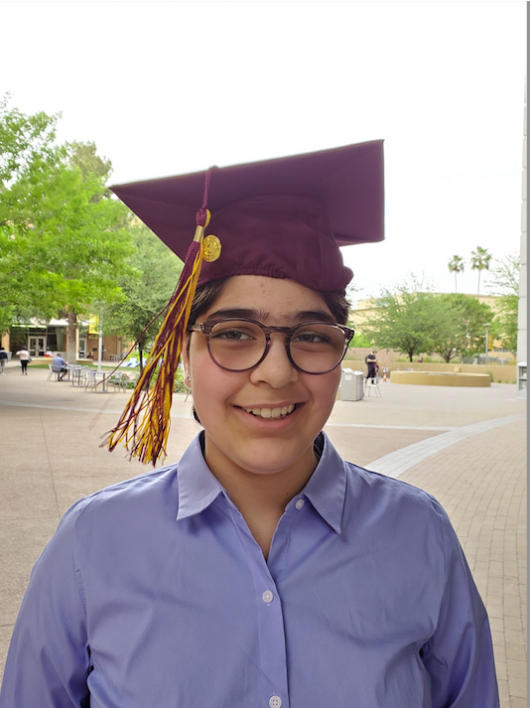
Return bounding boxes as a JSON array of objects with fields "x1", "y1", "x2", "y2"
[
  {"x1": 0, "y1": 347, "x2": 8, "y2": 374},
  {"x1": 365, "y1": 349, "x2": 378, "y2": 380},
  {"x1": 16, "y1": 347, "x2": 30, "y2": 375}
]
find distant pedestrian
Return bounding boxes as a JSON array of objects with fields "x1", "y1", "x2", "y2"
[
  {"x1": 16, "y1": 347, "x2": 30, "y2": 375},
  {"x1": 0, "y1": 347, "x2": 8, "y2": 374},
  {"x1": 365, "y1": 349, "x2": 378, "y2": 380}
]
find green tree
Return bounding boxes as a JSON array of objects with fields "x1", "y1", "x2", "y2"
[
  {"x1": 434, "y1": 294, "x2": 494, "y2": 362},
  {"x1": 0, "y1": 99, "x2": 62, "y2": 333},
  {"x1": 103, "y1": 224, "x2": 183, "y2": 372},
  {"x1": 470, "y1": 246, "x2": 492, "y2": 295},
  {"x1": 487, "y1": 254, "x2": 520, "y2": 354},
  {"x1": 0, "y1": 97, "x2": 135, "y2": 357},
  {"x1": 0, "y1": 93, "x2": 59, "y2": 186},
  {"x1": 363, "y1": 277, "x2": 453, "y2": 362},
  {"x1": 2, "y1": 143, "x2": 133, "y2": 360},
  {"x1": 447, "y1": 255, "x2": 465, "y2": 293},
  {"x1": 66, "y1": 141, "x2": 112, "y2": 182},
  {"x1": 349, "y1": 330, "x2": 374, "y2": 349}
]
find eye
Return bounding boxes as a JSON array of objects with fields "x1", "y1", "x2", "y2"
[
  {"x1": 292, "y1": 329, "x2": 330, "y2": 344},
  {"x1": 211, "y1": 323, "x2": 258, "y2": 341},
  {"x1": 216, "y1": 329, "x2": 253, "y2": 341}
]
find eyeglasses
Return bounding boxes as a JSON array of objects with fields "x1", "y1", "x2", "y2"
[{"x1": 188, "y1": 319, "x2": 355, "y2": 374}]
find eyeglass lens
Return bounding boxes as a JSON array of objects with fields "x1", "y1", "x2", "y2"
[{"x1": 207, "y1": 321, "x2": 348, "y2": 373}]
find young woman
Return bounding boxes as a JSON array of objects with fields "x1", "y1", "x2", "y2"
[{"x1": 0, "y1": 143, "x2": 499, "y2": 707}]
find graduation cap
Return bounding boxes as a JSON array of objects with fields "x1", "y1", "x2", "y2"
[{"x1": 106, "y1": 140, "x2": 384, "y2": 464}]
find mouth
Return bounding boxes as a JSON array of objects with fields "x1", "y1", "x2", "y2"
[{"x1": 240, "y1": 403, "x2": 299, "y2": 420}]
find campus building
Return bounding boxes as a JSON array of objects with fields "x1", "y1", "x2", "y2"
[{"x1": 1, "y1": 318, "x2": 128, "y2": 362}]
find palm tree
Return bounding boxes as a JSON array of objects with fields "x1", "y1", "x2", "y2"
[
  {"x1": 470, "y1": 247, "x2": 492, "y2": 295},
  {"x1": 448, "y1": 255, "x2": 465, "y2": 293}
]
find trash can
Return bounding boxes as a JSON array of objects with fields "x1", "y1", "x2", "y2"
[{"x1": 341, "y1": 368, "x2": 364, "y2": 401}]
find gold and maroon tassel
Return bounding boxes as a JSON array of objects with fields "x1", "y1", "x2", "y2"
[{"x1": 105, "y1": 171, "x2": 215, "y2": 465}]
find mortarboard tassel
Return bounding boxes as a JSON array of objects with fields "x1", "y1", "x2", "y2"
[{"x1": 105, "y1": 169, "x2": 215, "y2": 465}]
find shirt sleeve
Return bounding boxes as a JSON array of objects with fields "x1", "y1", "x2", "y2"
[
  {"x1": 0, "y1": 501, "x2": 91, "y2": 708},
  {"x1": 421, "y1": 498, "x2": 500, "y2": 708}
]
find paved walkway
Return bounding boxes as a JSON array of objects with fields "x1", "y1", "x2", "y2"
[{"x1": 0, "y1": 367, "x2": 526, "y2": 705}]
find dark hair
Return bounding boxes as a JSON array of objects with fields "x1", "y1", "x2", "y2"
[{"x1": 187, "y1": 277, "x2": 351, "y2": 424}]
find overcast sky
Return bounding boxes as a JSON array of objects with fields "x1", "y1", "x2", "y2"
[{"x1": 2, "y1": 1, "x2": 526, "y2": 302}]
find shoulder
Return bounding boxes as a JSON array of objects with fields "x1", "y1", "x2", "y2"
[
  {"x1": 62, "y1": 464, "x2": 181, "y2": 541},
  {"x1": 342, "y1": 461, "x2": 452, "y2": 541},
  {"x1": 346, "y1": 461, "x2": 444, "y2": 510}
]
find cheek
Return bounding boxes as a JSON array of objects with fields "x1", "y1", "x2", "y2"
[
  {"x1": 188, "y1": 347, "x2": 242, "y2": 408},
  {"x1": 317, "y1": 369, "x2": 342, "y2": 404},
  {"x1": 302, "y1": 368, "x2": 341, "y2": 410}
]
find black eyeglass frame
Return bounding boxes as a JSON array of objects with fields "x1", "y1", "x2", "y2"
[{"x1": 188, "y1": 318, "x2": 355, "y2": 374}]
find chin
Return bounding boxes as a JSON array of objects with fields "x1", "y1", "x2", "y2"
[{"x1": 205, "y1": 430, "x2": 316, "y2": 477}]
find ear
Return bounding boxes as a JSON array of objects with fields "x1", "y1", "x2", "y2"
[{"x1": 181, "y1": 333, "x2": 191, "y2": 375}]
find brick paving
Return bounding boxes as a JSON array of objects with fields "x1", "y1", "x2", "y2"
[{"x1": 0, "y1": 367, "x2": 526, "y2": 705}]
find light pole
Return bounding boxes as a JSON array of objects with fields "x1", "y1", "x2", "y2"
[
  {"x1": 97, "y1": 311, "x2": 103, "y2": 373},
  {"x1": 484, "y1": 323, "x2": 490, "y2": 364}
]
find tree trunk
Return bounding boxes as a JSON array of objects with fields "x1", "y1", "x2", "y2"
[
  {"x1": 138, "y1": 340, "x2": 144, "y2": 375},
  {"x1": 408, "y1": 350, "x2": 414, "y2": 362},
  {"x1": 67, "y1": 310, "x2": 77, "y2": 365}
]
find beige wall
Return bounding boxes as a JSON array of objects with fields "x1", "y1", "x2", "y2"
[{"x1": 341, "y1": 359, "x2": 517, "y2": 384}]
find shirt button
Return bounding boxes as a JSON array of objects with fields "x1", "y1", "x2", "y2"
[
  {"x1": 295, "y1": 499, "x2": 305, "y2": 510},
  {"x1": 269, "y1": 697, "x2": 282, "y2": 708},
  {"x1": 262, "y1": 590, "x2": 274, "y2": 604}
]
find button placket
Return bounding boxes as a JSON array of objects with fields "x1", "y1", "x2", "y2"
[{"x1": 226, "y1": 504, "x2": 290, "y2": 708}]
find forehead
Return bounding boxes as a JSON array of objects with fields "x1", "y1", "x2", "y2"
[{"x1": 204, "y1": 275, "x2": 332, "y2": 321}]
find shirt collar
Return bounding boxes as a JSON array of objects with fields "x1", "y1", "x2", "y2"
[
  {"x1": 176, "y1": 431, "x2": 347, "y2": 534},
  {"x1": 302, "y1": 432, "x2": 346, "y2": 534},
  {"x1": 176, "y1": 433, "x2": 224, "y2": 520}
]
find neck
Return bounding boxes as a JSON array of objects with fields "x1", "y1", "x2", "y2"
[{"x1": 203, "y1": 435, "x2": 318, "y2": 558}]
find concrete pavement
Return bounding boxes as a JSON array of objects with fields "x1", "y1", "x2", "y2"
[{"x1": 0, "y1": 365, "x2": 526, "y2": 705}]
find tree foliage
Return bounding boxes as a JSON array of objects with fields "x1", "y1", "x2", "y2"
[
  {"x1": 360, "y1": 278, "x2": 494, "y2": 363},
  {"x1": 487, "y1": 254, "x2": 520, "y2": 354},
  {"x1": 363, "y1": 277, "x2": 454, "y2": 362},
  {"x1": 0, "y1": 96, "x2": 60, "y2": 332},
  {"x1": 0, "y1": 93, "x2": 59, "y2": 185},
  {"x1": 102, "y1": 224, "x2": 183, "y2": 372},
  {"x1": 434, "y1": 294, "x2": 493, "y2": 362},
  {"x1": 470, "y1": 246, "x2": 492, "y2": 295},
  {"x1": 66, "y1": 141, "x2": 112, "y2": 182},
  {"x1": 0, "y1": 97, "x2": 134, "y2": 361},
  {"x1": 447, "y1": 255, "x2": 464, "y2": 293}
]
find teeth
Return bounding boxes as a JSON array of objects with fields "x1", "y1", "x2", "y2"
[{"x1": 244, "y1": 404, "x2": 295, "y2": 419}]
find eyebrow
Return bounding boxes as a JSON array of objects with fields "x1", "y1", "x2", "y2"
[{"x1": 205, "y1": 308, "x2": 335, "y2": 324}]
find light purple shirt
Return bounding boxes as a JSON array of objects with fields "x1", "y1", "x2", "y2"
[{"x1": 0, "y1": 432, "x2": 499, "y2": 707}]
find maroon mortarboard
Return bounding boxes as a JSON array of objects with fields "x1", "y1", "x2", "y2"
[
  {"x1": 111, "y1": 140, "x2": 384, "y2": 293},
  {"x1": 105, "y1": 141, "x2": 384, "y2": 465}
]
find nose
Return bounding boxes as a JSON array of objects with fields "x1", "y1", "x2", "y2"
[{"x1": 249, "y1": 333, "x2": 298, "y2": 388}]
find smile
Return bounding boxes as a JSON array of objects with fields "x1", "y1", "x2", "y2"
[{"x1": 242, "y1": 404, "x2": 297, "y2": 419}]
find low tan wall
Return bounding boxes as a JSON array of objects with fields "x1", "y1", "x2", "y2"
[
  {"x1": 341, "y1": 360, "x2": 516, "y2": 384},
  {"x1": 390, "y1": 371, "x2": 490, "y2": 387}
]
